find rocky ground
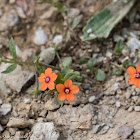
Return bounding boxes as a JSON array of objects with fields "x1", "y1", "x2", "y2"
[{"x1": 0, "y1": 0, "x2": 140, "y2": 140}]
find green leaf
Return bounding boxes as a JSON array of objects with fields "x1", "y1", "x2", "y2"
[
  {"x1": 79, "y1": 57, "x2": 88, "y2": 64},
  {"x1": 2, "y1": 64, "x2": 17, "y2": 74},
  {"x1": 9, "y1": 38, "x2": 17, "y2": 62},
  {"x1": 61, "y1": 57, "x2": 72, "y2": 68},
  {"x1": 66, "y1": 31, "x2": 71, "y2": 42},
  {"x1": 72, "y1": 15, "x2": 83, "y2": 29},
  {"x1": 95, "y1": 69, "x2": 106, "y2": 81},
  {"x1": 115, "y1": 40, "x2": 126, "y2": 55},
  {"x1": 87, "y1": 58, "x2": 96, "y2": 70},
  {"x1": 54, "y1": 2, "x2": 64, "y2": 12},
  {"x1": 63, "y1": 72, "x2": 74, "y2": 81},
  {"x1": 72, "y1": 82, "x2": 81, "y2": 87},
  {"x1": 37, "y1": 68, "x2": 45, "y2": 75},
  {"x1": 61, "y1": 68, "x2": 73, "y2": 74},
  {"x1": 55, "y1": 73, "x2": 64, "y2": 84},
  {"x1": 82, "y1": 0, "x2": 136, "y2": 41}
]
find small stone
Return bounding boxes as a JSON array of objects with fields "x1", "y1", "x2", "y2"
[
  {"x1": 33, "y1": 27, "x2": 48, "y2": 45},
  {"x1": 30, "y1": 122, "x2": 59, "y2": 140},
  {"x1": 122, "y1": 49, "x2": 129, "y2": 56},
  {"x1": 7, "y1": 118, "x2": 33, "y2": 128},
  {"x1": 117, "y1": 125, "x2": 134, "y2": 139},
  {"x1": 91, "y1": 125, "x2": 102, "y2": 134},
  {"x1": 116, "y1": 101, "x2": 121, "y2": 108},
  {"x1": 0, "y1": 124, "x2": 4, "y2": 133},
  {"x1": 45, "y1": 98, "x2": 60, "y2": 111},
  {"x1": 125, "y1": 91, "x2": 131, "y2": 99},
  {"x1": 9, "y1": 128, "x2": 16, "y2": 136},
  {"x1": 101, "y1": 125, "x2": 109, "y2": 134},
  {"x1": 106, "y1": 51, "x2": 112, "y2": 59},
  {"x1": 132, "y1": 96, "x2": 138, "y2": 102},
  {"x1": 14, "y1": 131, "x2": 25, "y2": 140},
  {"x1": 16, "y1": 7, "x2": 26, "y2": 18},
  {"x1": 0, "y1": 99, "x2": 3, "y2": 105},
  {"x1": 2, "y1": 130, "x2": 10, "y2": 138},
  {"x1": 78, "y1": 122, "x2": 91, "y2": 130},
  {"x1": 88, "y1": 96, "x2": 95, "y2": 103},
  {"x1": 39, "y1": 48, "x2": 55, "y2": 64},
  {"x1": 83, "y1": 83, "x2": 91, "y2": 90},
  {"x1": 24, "y1": 98, "x2": 31, "y2": 104},
  {"x1": 113, "y1": 35, "x2": 124, "y2": 42},
  {"x1": 53, "y1": 35, "x2": 63, "y2": 45},
  {"x1": 134, "y1": 106, "x2": 140, "y2": 112},
  {"x1": 39, "y1": 110, "x2": 47, "y2": 117},
  {"x1": 108, "y1": 123, "x2": 114, "y2": 128},
  {"x1": 0, "y1": 104, "x2": 12, "y2": 116},
  {"x1": 128, "y1": 106, "x2": 133, "y2": 112}
]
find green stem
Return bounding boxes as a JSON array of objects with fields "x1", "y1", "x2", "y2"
[{"x1": 0, "y1": 59, "x2": 61, "y2": 70}]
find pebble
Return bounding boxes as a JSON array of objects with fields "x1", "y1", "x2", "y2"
[
  {"x1": 53, "y1": 35, "x2": 63, "y2": 45},
  {"x1": 83, "y1": 83, "x2": 91, "y2": 90},
  {"x1": 101, "y1": 125, "x2": 109, "y2": 134},
  {"x1": 45, "y1": 98, "x2": 60, "y2": 111},
  {"x1": 134, "y1": 106, "x2": 140, "y2": 112},
  {"x1": 16, "y1": 7, "x2": 26, "y2": 18},
  {"x1": 117, "y1": 125, "x2": 134, "y2": 139},
  {"x1": 39, "y1": 48, "x2": 55, "y2": 64},
  {"x1": 128, "y1": 106, "x2": 133, "y2": 112},
  {"x1": 24, "y1": 98, "x2": 31, "y2": 104},
  {"x1": 125, "y1": 91, "x2": 131, "y2": 99},
  {"x1": 116, "y1": 101, "x2": 121, "y2": 108},
  {"x1": 88, "y1": 96, "x2": 95, "y2": 103},
  {"x1": 0, "y1": 99, "x2": 2, "y2": 105},
  {"x1": 91, "y1": 125, "x2": 102, "y2": 134},
  {"x1": 0, "y1": 124, "x2": 4, "y2": 133},
  {"x1": 33, "y1": 27, "x2": 48, "y2": 45},
  {"x1": 7, "y1": 118, "x2": 33, "y2": 128},
  {"x1": 30, "y1": 122, "x2": 59, "y2": 140},
  {"x1": 0, "y1": 104, "x2": 12, "y2": 116}
]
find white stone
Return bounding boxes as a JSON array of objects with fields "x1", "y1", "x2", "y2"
[
  {"x1": 24, "y1": 98, "x2": 31, "y2": 104},
  {"x1": 0, "y1": 104, "x2": 12, "y2": 116},
  {"x1": 53, "y1": 35, "x2": 63, "y2": 45},
  {"x1": 39, "y1": 48, "x2": 55, "y2": 64},
  {"x1": 134, "y1": 106, "x2": 140, "y2": 112},
  {"x1": 89, "y1": 96, "x2": 95, "y2": 102},
  {"x1": 33, "y1": 27, "x2": 48, "y2": 45},
  {"x1": 0, "y1": 99, "x2": 2, "y2": 105},
  {"x1": 30, "y1": 122, "x2": 59, "y2": 140},
  {"x1": 16, "y1": 7, "x2": 26, "y2": 19},
  {"x1": 116, "y1": 101, "x2": 121, "y2": 108},
  {"x1": 16, "y1": 45, "x2": 22, "y2": 57}
]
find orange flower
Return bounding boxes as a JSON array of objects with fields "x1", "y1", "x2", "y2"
[
  {"x1": 127, "y1": 65, "x2": 140, "y2": 88},
  {"x1": 56, "y1": 79, "x2": 79, "y2": 102},
  {"x1": 38, "y1": 68, "x2": 57, "y2": 91}
]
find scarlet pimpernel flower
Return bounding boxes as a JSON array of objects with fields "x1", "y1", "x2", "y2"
[
  {"x1": 127, "y1": 65, "x2": 140, "y2": 88},
  {"x1": 56, "y1": 79, "x2": 79, "y2": 102},
  {"x1": 38, "y1": 68, "x2": 58, "y2": 91}
]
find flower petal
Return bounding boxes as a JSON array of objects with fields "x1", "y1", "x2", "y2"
[
  {"x1": 135, "y1": 79, "x2": 140, "y2": 88},
  {"x1": 40, "y1": 82, "x2": 48, "y2": 91},
  {"x1": 45, "y1": 68, "x2": 52, "y2": 76},
  {"x1": 66, "y1": 93, "x2": 75, "y2": 102},
  {"x1": 38, "y1": 73, "x2": 46, "y2": 82},
  {"x1": 50, "y1": 73, "x2": 58, "y2": 81},
  {"x1": 58, "y1": 92, "x2": 66, "y2": 101},
  {"x1": 48, "y1": 81, "x2": 55, "y2": 90},
  {"x1": 64, "y1": 79, "x2": 72, "y2": 88},
  {"x1": 137, "y1": 65, "x2": 140, "y2": 73},
  {"x1": 129, "y1": 75, "x2": 135, "y2": 85},
  {"x1": 56, "y1": 84, "x2": 65, "y2": 93},
  {"x1": 127, "y1": 66, "x2": 136, "y2": 75},
  {"x1": 70, "y1": 85, "x2": 79, "y2": 94}
]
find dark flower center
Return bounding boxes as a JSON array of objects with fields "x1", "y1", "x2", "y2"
[
  {"x1": 135, "y1": 73, "x2": 140, "y2": 78},
  {"x1": 45, "y1": 77, "x2": 50, "y2": 83},
  {"x1": 64, "y1": 88, "x2": 70, "y2": 94}
]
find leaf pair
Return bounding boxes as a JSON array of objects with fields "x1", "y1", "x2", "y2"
[{"x1": 2, "y1": 38, "x2": 17, "y2": 74}]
